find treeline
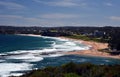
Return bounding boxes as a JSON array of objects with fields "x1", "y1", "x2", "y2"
[
  {"x1": 13, "y1": 62, "x2": 120, "y2": 77},
  {"x1": 0, "y1": 26, "x2": 119, "y2": 35},
  {"x1": 108, "y1": 30, "x2": 120, "y2": 52}
]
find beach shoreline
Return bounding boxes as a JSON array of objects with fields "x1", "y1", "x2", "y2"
[
  {"x1": 58, "y1": 37, "x2": 120, "y2": 59},
  {"x1": 15, "y1": 34, "x2": 120, "y2": 59},
  {"x1": 15, "y1": 34, "x2": 41, "y2": 37}
]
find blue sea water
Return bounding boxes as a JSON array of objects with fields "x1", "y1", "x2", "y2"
[{"x1": 0, "y1": 34, "x2": 120, "y2": 77}]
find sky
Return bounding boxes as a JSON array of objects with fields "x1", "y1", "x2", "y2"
[{"x1": 0, "y1": 0, "x2": 120, "y2": 27}]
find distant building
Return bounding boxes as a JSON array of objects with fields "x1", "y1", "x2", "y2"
[{"x1": 93, "y1": 30, "x2": 106, "y2": 37}]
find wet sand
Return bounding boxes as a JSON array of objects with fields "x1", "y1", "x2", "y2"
[{"x1": 59, "y1": 37, "x2": 120, "y2": 59}]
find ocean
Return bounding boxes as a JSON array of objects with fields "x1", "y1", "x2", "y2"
[{"x1": 0, "y1": 34, "x2": 120, "y2": 77}]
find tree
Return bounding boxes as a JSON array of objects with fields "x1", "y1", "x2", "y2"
[{"x1": 108, "y1": 30, "x2": 120, "y2": 51}]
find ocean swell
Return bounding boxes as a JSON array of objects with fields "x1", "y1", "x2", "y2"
[{"x1": 0, "y1": 35, "x2": 90, "y2": 77}]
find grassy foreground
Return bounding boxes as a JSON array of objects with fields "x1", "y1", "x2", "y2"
[{"x1": 14, "y1": 62, "x2": 120, "y2": 77}]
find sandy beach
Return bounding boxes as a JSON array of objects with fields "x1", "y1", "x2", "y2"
[
  {"x1": 15, "y1": 34, "x2": 120, "y2": 59},
  {"x1": 59, "y1": 37, "x2": 120, "y2": 59}
]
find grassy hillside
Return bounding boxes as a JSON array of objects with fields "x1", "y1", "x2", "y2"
[{"x1": 66, "y1": 35, "x2": 108, "y2": 43}]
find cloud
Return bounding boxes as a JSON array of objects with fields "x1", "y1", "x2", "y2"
[
  {"x1": 0, "y1": 14, "x2": 83, "y2": 26},
  {"x1": 0, "y1": 15, "x2": 41, "y2": 22},
  {"x1": 104, "y1": 2, "x2": 113, "y2": 6},
  {"x1": 0, "y1": 15, "x2": 23, "y2": 19},
  {"x1": 109, "y1": 16, "x2": 120, "y2": 21},
  {"x1": 39, "y1": 13, "x2": 80, "y2": 19},
  {"x1": 0, "y1": 14, "x2": 43, "y2": 26},
  {"x1": 33, "y1": 0, "x2": 87, "y2": 7},
  {"x1": 0, "y1": 1, "x2": 25, "y2": 10}
]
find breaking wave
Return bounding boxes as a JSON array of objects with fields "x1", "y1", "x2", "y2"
[{"x1": 0, "y1": 35, "x2": 90, "y2": 77}]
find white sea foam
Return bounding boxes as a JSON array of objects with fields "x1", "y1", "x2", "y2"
[
  {"x1": 0, "y1": 63, "x2": 32, "y2": 77},
  {"x1": 4, "y1": 48, "x2": 61, "y2": 63},
  {"x1": 16, "y1": 34, "x2": 90, "y2": 51},
  {"x1": 104, "y1": 60, "x2": 110, "y2": 62},
  {"x1": 0, "y1": 60, "x2": 5, "y2": 62},
  {"x1": 64, "y1": 41, "x2": 76, "y2": 46},
  {"x1": 52, "y1": 40, "x2": 90, "y2": 52},
  {"x1": 44, "y1": 54, "x2": 64, "y2": 57},
  {"x1": 7, "y1": 48, "x2": 57, "y2": 55},
  {"x1": 7, "y1": 53, "x2": 43, "y2": 62},
  {"x1": 9, "y1": 73, "x2": 23, "y2": 77},
  {"x1": 16, "y1": 34, "x2": 68, "y2": 42},
  {"x1": 16, "y1": 34, "x2": 41, "y2": 37},
  {"x1": 0, "y1": 35, "x2": 90, "y2": 77}
]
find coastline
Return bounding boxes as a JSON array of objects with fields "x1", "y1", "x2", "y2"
[
  {"x1": 15, "y1": 34, "x2": 120, "y2": 59},
  {"x1": 15, "y1": 34, "x2": 41, "y2": 37},
  {"x1": 58, "y1": 37, "x2": 120, "y2": 59}
]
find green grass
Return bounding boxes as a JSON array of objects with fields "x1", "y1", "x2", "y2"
[
  {"x1": 64, "y1": 73, "x2": 81, "y2": 77},
  {"x1": 65, "y1": 35, "x2": 107, "y2": 43}
]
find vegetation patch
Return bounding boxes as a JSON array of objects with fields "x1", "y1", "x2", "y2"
[
  {"x1": 66, "y1": 35, "x2": 108, "y2": 43},
  {"x1": 15, "y1": 62, "x2": 120, "y2": 77}
]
